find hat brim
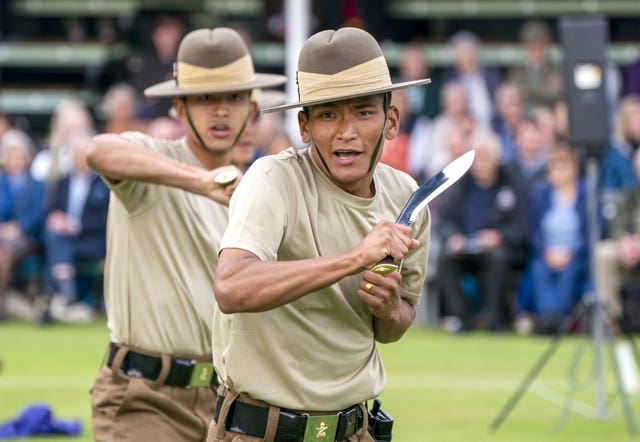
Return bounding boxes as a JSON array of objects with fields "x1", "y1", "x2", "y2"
[
  {"x1": 144, "y1": 73, "x2": 287, "y2": 98},
  {"x1": 258, "y1": 90, "x2": 287, "y2": 109},
  {"x1": 261, "y1": 78, "x2": 431, "y2": 114}
]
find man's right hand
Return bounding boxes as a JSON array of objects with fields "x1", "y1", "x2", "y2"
[
  {"x1": 352, "y1": 220, "x2": 418, "y2": 271},
  {"x1": 201, "y1": 165, "x2": 242, "y2": 206}
]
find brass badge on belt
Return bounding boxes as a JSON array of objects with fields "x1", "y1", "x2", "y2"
[
  {"x1": 188, "y1": 362, "x2": 214, "y2": 387},
  {"x1": 302, "y1": 415, "x2": 339, "y2": 442}
]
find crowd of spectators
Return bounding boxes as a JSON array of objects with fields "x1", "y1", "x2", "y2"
[
  {"x1": 379, "y1": 19, "x2": 640, "y2": 335},
  {"x1": 1, "y1": 11, "x2": 640, "y2": 336}
]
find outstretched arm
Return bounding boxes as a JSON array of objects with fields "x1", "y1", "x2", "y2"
[
  {"x1": 86, "y1": 133, "x2": 239, "y2": 205},
  {"x1": 214, "y1": 220, "x2": 419, "y2": 314}
]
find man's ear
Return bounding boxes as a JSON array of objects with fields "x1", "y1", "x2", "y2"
[
  {"x1": 172, "y1": 97, "x2": 185, "y2": 119},
  {"x1": 298, "y1": 110, "x2": 311, "y2": 143},
  {"x1": 385, "y1": 105, "x2": 400, "y2": 140}
]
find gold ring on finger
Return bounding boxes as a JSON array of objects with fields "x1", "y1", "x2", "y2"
[{"x1": 364, "y1": 282, "x2": 373, "y2": 294}]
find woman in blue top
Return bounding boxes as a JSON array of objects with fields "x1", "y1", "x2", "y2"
[{"x1": 519, "y1": 143, "x2": 590, "y2": 334}]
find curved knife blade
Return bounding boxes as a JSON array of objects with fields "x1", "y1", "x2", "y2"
[{"x1": 371, "y1": 149, "x2": 475, "y2": 275}]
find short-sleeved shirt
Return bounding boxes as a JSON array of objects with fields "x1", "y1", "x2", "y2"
[
  {"x1": 102, "y1": 132, "x2": 229, "y2": 357},
  {"x1": 215, "y1": 147, "x2": 430, "y2": 411}
]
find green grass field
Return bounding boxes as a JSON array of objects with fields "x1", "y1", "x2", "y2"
[{"x1": 1, "y1": 320, "x2": 638, "y2": 441}]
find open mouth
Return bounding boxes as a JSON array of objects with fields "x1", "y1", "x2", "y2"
[
  {"x1": 210, "y1": 124, "x2": 231, "y2": 138},
  {"x1": 333, "y1": 150, "x2": 362, "y2": 163}
]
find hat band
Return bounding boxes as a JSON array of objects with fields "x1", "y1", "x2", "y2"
[
  {"x1": 176, "y1": 54, "x2": 255, "y2": 90},
  {"x1": 297, "y1": 56, "x2": 391, "y2": 103}
]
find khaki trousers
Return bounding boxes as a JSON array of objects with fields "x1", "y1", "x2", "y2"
[
  {"x1": 594, "y1": 240, "x2": 635, "y2": 319},
  {"x1": 206, "y1": 388, "x2": 374, "y2": 442},
  {"x1": 91, "y1": 352, "x2": 217, "y2": 442}
]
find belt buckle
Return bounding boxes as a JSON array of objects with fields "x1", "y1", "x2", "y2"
[
  {"x1": 302, "y1": 413, "x2": 339, "y2": 442},
  {"x1": 187, "y1": 361, "x2": 214, "y2": 388}
]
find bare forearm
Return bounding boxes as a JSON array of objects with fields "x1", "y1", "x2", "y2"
[
  {"x1": 87, "y1": 134, "x2": 207, "y2": 195},
  {"x1": 215, "y1": 250, "x2": 366, "y2": 313},
  {"x1": 373, "y1": 299, "x2": 415, "y2": 343}
]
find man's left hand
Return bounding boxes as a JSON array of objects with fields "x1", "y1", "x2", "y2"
[{"x1": 358, "y1": 270, "x2": 403, "y2": 321}]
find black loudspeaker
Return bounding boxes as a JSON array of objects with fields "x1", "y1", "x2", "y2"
[{"x1": 559, "y1": 16, "x2": 609, "y2": 156}]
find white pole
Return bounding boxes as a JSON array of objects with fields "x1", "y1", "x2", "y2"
[{"x1": 284, "y1": 0, "x2": 310, "y2": 148}]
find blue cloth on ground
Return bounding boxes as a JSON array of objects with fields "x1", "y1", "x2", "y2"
[{"x1": 0, "y1": 403, "x2": 82, "y2": 439}]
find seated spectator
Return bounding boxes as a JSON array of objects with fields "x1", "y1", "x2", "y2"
[
  {"x1": 39, "y1": 133, "x2": 109, "y2": 324},
  {"x1": 422, "y1": 82, "x2": 476, "y2": 181},
  {"x1": 98, "y1": 83, "x2": 148, "y2": 134},
  {"x1": 492, "y1": 83, "x2": 525, "y2": 164},
  {"x1": 396, "y1": 40, "x2": 441, "y2": 125},
  {"x1": 128, "y1": 14, "x2": 187, "y2": 119},
  {"x1": 507, "y1": 114, "x2": 550, "y2": 192},
  {"x1": 444, "y1": 31, "x2": 501, "y2": 128},
  {"x1": 600, "y1": 94, "x2": 640, "y2": 191},
  {"x1": 31, "y1": 99, "x2": 95, "y2": 188},
  {"x1": 507, "y1": 20, "x2": 564, "y2": 111},
  {"x1": 515, "y1": 143, "x2": 589, "y2": 335},
  {"x1": 0, "y1": 130, "x2": 46, "y2": 319},
  {"x1": 438, "y1": 131, "x2": 528, "y2": 332},
  {"x1": 423, "y1": 124, "x2": 474, "y2": 291},
  {"x1": 595, "y1": 148, "x2": 640, "y2": 322}
]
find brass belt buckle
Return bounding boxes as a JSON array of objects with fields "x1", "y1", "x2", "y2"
[
  {"x1": 188, "y1": 361, "x2": 214, "y2": 388},
  {"x1": 302, "y1": 414, "x2": 339, "y2": 442}
]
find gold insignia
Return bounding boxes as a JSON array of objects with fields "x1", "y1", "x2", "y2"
[{"x1": 315, "y1": 422, "x2": 328, "y2": 438}]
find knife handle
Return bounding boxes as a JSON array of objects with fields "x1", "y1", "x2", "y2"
[{"x1": 371, "y1": 256, "x2": 398, "y2": 275}]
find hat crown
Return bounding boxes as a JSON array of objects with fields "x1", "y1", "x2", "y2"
[
  {"x1": 299, "y1": 27, "x2": 386, "y2": 75},
  {"x1": 178, "y1": 27, "x2": 252, "y2": 70},
  {"x1": 144, "y1": 27, "x2": 286, "y2": 98},
  {"x1": 262, "y1": 27, "x2": 430, "y2": 113}
]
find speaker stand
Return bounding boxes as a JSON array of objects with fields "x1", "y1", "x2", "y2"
[{"x1": 489, "y1": 156, "x2": 638, "y2": 435}]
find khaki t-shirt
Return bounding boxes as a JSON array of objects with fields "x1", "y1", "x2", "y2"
[
  {"x1": 215, "y1": 147, "x2": 430, "y2": 410},
  {"x1": 102, "y1": 132, "x2": 228, "y2": 356}
]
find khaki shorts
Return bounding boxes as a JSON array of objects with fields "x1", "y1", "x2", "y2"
[{"x1": 91, "y1": 366, "x2": 217, "y2": 442}]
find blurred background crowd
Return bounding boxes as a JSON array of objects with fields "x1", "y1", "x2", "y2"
[{"x1": 0, "y1": 0, "x2": 639, "y2": 336}]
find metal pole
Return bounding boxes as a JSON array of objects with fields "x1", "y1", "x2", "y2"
[
  {"x1": 284, "y1": 0, "x2": 310, "y2": 148},
  {"x1": 586, "y1": 157, "x2": 608, "y2": 419}
]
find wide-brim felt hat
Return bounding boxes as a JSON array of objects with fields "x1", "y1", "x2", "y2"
[
  {"x1": 263, "y1": 27, "x2": 430, "y2": 113},
  {"x1": 145, "y1": 27, "x2": 286, "y2": 98}
]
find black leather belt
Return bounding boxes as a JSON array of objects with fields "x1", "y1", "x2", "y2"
[
  {"x1": 106, "y1": 342, "x2": 217, "y2": 388},
  {"x1": 214, "y1": 394, "x2": 363, "y2": 442}
]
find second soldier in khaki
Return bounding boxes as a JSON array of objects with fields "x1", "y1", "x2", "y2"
[{"x1": 87, "y1": 28, "x2": 285, "y2": 442}]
